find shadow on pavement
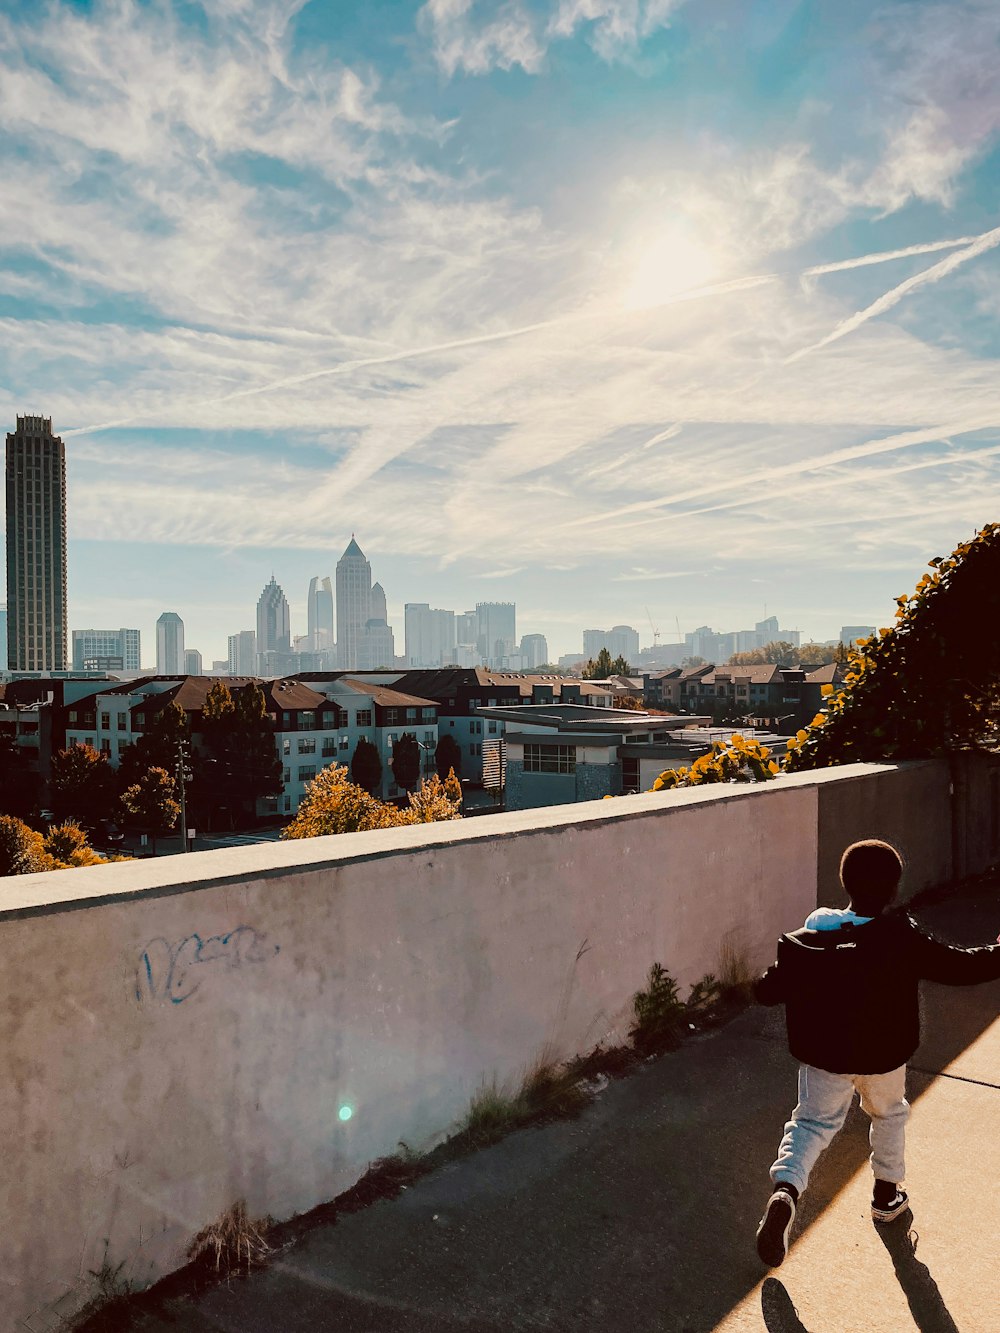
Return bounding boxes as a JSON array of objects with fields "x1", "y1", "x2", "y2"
[
  {"x1": 874, "y1": 1213, "x2": 960, "y2": 1333},
  {"x1": 761, "y1": 1277, "x2": 811, "y2": 1332}
]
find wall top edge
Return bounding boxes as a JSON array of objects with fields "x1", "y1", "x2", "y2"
[{"x1": 0, "y1": 761, "x2": 938, "y2": 920}]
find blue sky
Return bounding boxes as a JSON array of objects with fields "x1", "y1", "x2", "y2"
[{"x1": 2, "y1": 0, "x2": 999, "y2": 664}]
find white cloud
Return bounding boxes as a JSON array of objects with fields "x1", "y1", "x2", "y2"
[{"x1": 418, "y1": 0, "x2": 686, "y2": 76}]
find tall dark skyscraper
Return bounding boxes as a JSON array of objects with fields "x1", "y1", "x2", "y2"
[{"x1": 5, "y1": 416, "x2": 68, "y2": 671}]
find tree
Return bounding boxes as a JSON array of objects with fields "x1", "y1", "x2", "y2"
[
  {"x1": 434, "y1": 733, "x2": 462, "y2": 780},
  {"x1": 787, "y1": 523, "x2": 1000, "y2": 770},
  {"x1": 0, "y1": 730, "x2": 36, "y2": 818},
  {"x1": 680, "y1": 656, "x2": 706, "y2": 669},
  {"x1": 582, "y1": 648, "x2": 614, "y2": 679},
  {"x1": 652, "y1": 734, "x2": 780, "y2": 791},
  {"x1": 282, "y1": 766, "x2": 463, "y2": 840},
  {"x1": 610, "y1": 655, "x2": 632, "y2": 676},
  {"x1": 283, "y1": 766, "x2": 407, "y2": 838},
  {"x1": 0, "y1": 815, "x2": 61, "y2": 876},
  {"x1": 43, "y1": 821, "x2": 107, "y2": 868},
  {"x1": 613, "y1": 694, "x2": 645, "y2": 711},
  {"x1": 444, "y1": 767, "x2": 462, "y2": 804},
  {"x1": 231, "y1": 684, "x2": 283, "y2": 818},
  {"x1": 728, "y1": 641, "x2": 801, "y2": 668},
  {"x1": 351, "y1": 737, "x2": 383, "y2": 794},
  {"x1": 118, "y1": 699, "x2": 190, "y2": 788},
  {"x1": 797, "y1": 643, "x2": 838, "y2": 667},
  {"x1": 120, "y1": 767, "x2": 180, "y2": 855},
  {"x1": 193, "y1": 683, "x2": 282, "y2": 828},
  {"x1": 406, "y1": 773, "x2": 463, "y2": 822},
  {"x1": 391, "y1": 732, "x2": 421, "y2": 792},
  {"x1": 50, "y1": 743, "x2": 116, "y2": 826}
]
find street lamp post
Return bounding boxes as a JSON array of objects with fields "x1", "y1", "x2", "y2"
[{"x1": 176, "y1": 739, "x2": 193, "y2": 852}]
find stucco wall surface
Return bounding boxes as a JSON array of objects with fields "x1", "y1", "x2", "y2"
[{"x1": 0, "y1": 762, "x2": 949, "y2": 1326}]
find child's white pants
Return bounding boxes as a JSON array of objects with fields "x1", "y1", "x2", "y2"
[{"x1": 770, "y1": 1063, "x2": 909, "y2": 1195}]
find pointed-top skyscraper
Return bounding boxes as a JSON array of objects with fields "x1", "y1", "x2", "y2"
[
  {"x1": 370, "y1": 581, "x2": 387, "y2": 624},
  {"x1": 257, "y1": 575, "x2": 291, "y2": 659},
  {"x1": 336, "y1": 536, "x2": 371, "y2": 670}
]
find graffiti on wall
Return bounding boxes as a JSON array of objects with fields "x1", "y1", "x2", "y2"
[{"x1": 136, "y1": 926, "x2": 280, "y2": 1005}]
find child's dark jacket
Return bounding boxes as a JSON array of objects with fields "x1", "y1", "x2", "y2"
[{"x1": 755, "y1": 909, "x2": 1000, "y2": 1074}]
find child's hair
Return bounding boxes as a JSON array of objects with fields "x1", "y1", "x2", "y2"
[{"x1": 840, "y1": 839, "x2": 904, "y2": 916}]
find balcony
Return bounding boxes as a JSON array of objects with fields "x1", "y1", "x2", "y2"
[{"x1": 3, "y1": 757, "x2": 998, "y2": 1330}]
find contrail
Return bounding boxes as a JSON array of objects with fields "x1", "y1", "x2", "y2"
[
  {"x1": 802, "y1": 235, "x2": 977, "y2": 276},
  {"x1": 559, "y1": 418, "x2": 1000, "y2": 529},
  {"x1": 63, "y1": 277, "x2": 776, "y2": 438},
  {"x1": 787, "y1": 225, "x2": 1000, "y2": 364}
]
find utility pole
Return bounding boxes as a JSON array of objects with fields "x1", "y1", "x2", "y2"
[{"x1": 176, "y1": 738, "x2": 193, "y2": 852}]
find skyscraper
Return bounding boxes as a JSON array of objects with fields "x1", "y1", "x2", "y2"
[
  {"x1": 370, "y1": 581, "x2": 387, "y2": 625},
  {"x1": 404, "y1": 603, "x2": 455, "y2": 667},
  {"x1": 156, "y1": 612, "x2": 185, "y2": 674},
  {"x1": 228, "y1": 630, "x2": 257, "y2": 675},
  {"x1": 335, "y1": 537, "x2": 371, "y2": 670},
  {"x1": 184, "y1": 649, "x2": 203, "y2": 674},
  {"x1": 72, "y1": 628, "x2": 141, "y2": 671},
  {"x1": 256, "y1": 576, "x2": 291, "y2": 660},
  {"x1": 476, "y1": 602, "x2": 516, "y2": 668},
  {"x1": 520, "y1": 634, "x2": 549, "y2": 669},
  {"x1": 307, "y1": 575, "x2": 334, "y2": 651},
  {"x1": 6, "y1": 416, "x2": 68, "y2": 670}
]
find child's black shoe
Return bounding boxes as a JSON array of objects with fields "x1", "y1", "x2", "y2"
[
  {"x1": 872, "y1": 1180, "x2": 909, "y2": 1223},
  {"x1": 756, "y1": 1186, "x2": 797, "y2": 1266}
]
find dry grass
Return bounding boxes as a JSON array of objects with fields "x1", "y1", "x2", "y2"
[
  {"x1": 718, "y1": 932, "x2": 757, "y2": 1000},
  {"x1": 186, "y1": 1200, "x2": 272, "y2": 1278}
]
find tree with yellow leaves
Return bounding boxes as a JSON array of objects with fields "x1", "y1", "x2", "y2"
[{"x1": 652, "y1": 734, "x2": 780, "y2": 791}]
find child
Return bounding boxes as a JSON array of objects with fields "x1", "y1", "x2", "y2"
[{"x1": 754, "y1": 838, "x2": 1000, "y2": 1267}]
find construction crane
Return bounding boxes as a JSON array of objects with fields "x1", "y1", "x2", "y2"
[{"x1": 645, "y1": 605, "x2": 660, "y2": 647}]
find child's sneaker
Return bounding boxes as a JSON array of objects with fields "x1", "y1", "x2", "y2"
[
  {"x1": 756, "y1": 1187, "x2": 797, "y2": 1267},
  {"x1": 871, "y1": 1180, "x2": 909, "y2": 1223}
]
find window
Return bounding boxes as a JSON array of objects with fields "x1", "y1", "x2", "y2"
[
  {"x1": 621, "y1": 756, "x2": 640, "y2": 793},
  {"x1": 298, "y1": 765, "x2": 316, "y2": 781},
  {"x1": 339, "y1": 737, "x2": 349, "y2": 750},
  {"x1": 284, "y1": 795, "x2": 291, "y2": 812},
  {"x1": 384, "y1": 708, "x2": 399, "y2": 724},
  {"x1": 524, "y1": 743, "x2": 575, "y2": 774},
  {"x1": 424, "y1": 731, "x2": 434, "y2": 744},
  {"x1": 282, "y1": 738, "x2": 291, "y2": 755},
  {"x1": 117, "y1": 713, "x2": 127, "y2": 730},
  {"x1": 100, "y1": 739, "x2": 111, "y2": 754},
  {"x1": 355, "y1": 708, "x2": 372, "y2": 727},
  {"x1": 421, "y1": 707, "x2": 435, "y2": 721},
  {"x1": 322, "y1": 738, "x2": 337, "y2": 756},
  {"x1": 298, "y1": 738, "x2": 316, "y2": 754},
  {"x1": 471, "y1": 719, "x2": 482, "y2": 735},
  {"x1": 488, "y1": 720, "x2": 498, "y2": 734},
  {"x1": 68, "y1": 710, "x2": 77, "y2": 724},
  {"x1": 117, "y1": 739, "x2": 128, "y2": 754},
  {"x1": 100, "y1": 712, "x2": 110, "y2": 730},
  {"x1": 134, "y1": 712, "x2": 145, "y2": 729},
  {"x1": 406, "y1": 708, "x2": 417, "y2": 721},
  {"x1": 470, "y1": 698, "x2": 481, "y2": 708},
  {"x1": 283, "y1": 768, "x2": 291, "y2": 783},
  {"x1": 298, "y1": 710, "x2": 315, "y2": 731}
]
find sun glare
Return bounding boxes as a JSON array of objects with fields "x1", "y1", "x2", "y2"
[{"x1": 622, "y1": 233, "x2": 721, "y2": 310}]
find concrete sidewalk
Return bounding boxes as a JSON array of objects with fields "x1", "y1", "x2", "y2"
[{"x1": 131, "y1": 885, "x2": 1000, "y2": 1333}]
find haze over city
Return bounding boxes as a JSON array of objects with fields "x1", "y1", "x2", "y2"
[{"x1": 2, "y1": 0, "x2": 999, "y2": 661}]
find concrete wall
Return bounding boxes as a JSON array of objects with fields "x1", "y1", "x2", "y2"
[{"x1": 0, "y1": 762, "x2": 953, "y2": 1327}]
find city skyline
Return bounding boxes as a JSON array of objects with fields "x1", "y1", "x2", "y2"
[{"x1": 3, "y1": 3, "x2": 998, "y2": 663}]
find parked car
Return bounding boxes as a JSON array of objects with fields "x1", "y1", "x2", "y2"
[{"x1": 93, "y1": 820, "x2": 125, "y2": 847}]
